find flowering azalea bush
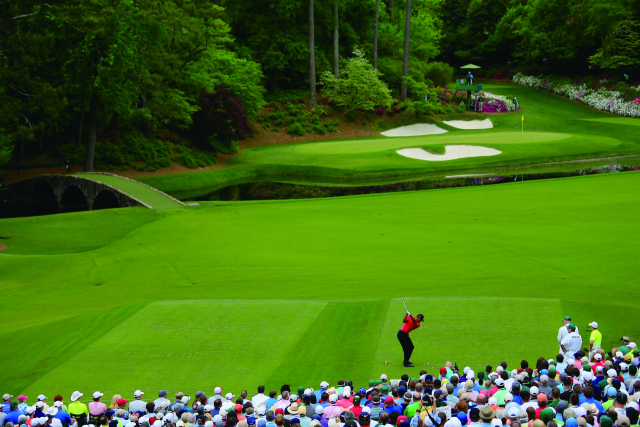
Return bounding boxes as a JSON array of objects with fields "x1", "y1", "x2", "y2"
[
  {"x1": 480, "y1": 92, "x2": 517, "y2": 112},
  {"x1": 513, "y1": 73, "x2": 640, "y2": 118}
]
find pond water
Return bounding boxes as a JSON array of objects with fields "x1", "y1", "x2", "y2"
[{"x1": 187, "y1": 164, "x2": 640, "y2": 202}]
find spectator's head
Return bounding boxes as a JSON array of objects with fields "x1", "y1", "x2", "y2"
[
  {"x1": 380, "y1": 412, "x2": 389, "y2": 426},
  {"x1": 93, "y1": 392, "x2": 104, "y2": 402},
  {"x1": 486, "y1": 365, "x2": 492, "y2": 374}
]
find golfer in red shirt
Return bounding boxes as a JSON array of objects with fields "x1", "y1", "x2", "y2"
[{"x1": 397, "y1": 310, "x2": 424, "y2": 367}]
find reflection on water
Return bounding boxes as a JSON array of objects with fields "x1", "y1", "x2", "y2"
[{"x1": 190, "y1": 164, "x2": 640, "y2": 202}]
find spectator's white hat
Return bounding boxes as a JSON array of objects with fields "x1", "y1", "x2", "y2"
[
  {"x1": 93, "y1": 392, "x2": 104, "y2": 399},
  {"x1": 508, "y1": 407, "x2": 519, "y2": 418},
  {"x1": 596, "y1": 366, "x2": 604, "y2": 372},
  {"x1": 47, "y1": 408, "x2": 58, "y2": 417},
  {"x1": 213, "y1": 415, "x2": 223, "y2": 427},
  {"x1": 225, "y1": 393, "x2": 234, "y2": 400},
  {"x1": 126, "y1": 423, "x2": 136, "y2": 427},
  {"x1": 446, "y1": 418, "x2": 462, "y2": 427},
  {"x1": 214, "y1": 387, "x2": 223, "y2": 394},
  {"x1": 205, "y1": 422, "x2": 214, "y2": 427},
  {"x1": 567, "y1": 358, "x2": 575, "y2": 366},
  {"x1": 463, "y1": 367, "x2": 470, "y2": 375},
  {"x1": 495, "y1": 378, "x2": 505, "y2": 387},
  {"x1": 380, "y1": 374, "x2": 388, "y2": 381},
  {"x1": 32, "y1": 418, "x2": 41, "y2": 426},
  {"x1": 71, "y1": 391, "x2": 83, "y2": 402},
  {"x1": 40, "y1": 418, "x2": 49, "y2": 425},
  {"x1": 304, "y1": 389, "x2": 313, "y2": 396},
  {"x1": 621, "y1": 363, "x2": 629, "y2": 371},
  {"x1": 540, "y1": 375, "x2": 549, "y2": 382},
  {"x1": 504, "y1": 393, "x2": 513, "y2": 403},
  {"x1": 320, "y1": 381, "x2": 329, "y2": 388},
  {"x1": 491, "y1": 419, "x2": 501, "y2": 427},
  {"x1": 583, "y1": 372, "x2": 594, "y2": 382},
  {"x1": 630, "y1": 343, "x2": 638, "y2": 349},
  {"x1": 496, "y1": 366, "x2": 504, "y2": 373},
  {"x1": 329, "y1": 394, "x2": 338, "y2": 403},
  {"x1": 468, "y1": 370, "x2": 475, "y2": 379},
  {"x1": 289, "y1": 394, "x2": 298, "y2": 402},
  {"x1": 37, "y1": 395, "x2": 47, "y2": 401},
  {"x1": 589, "y1": 322, "x2": 598, "y2": 329},
  {"x1": 594, "y1": 353, "x2": 603, "y2": 360},
  {"x1": 182, "y1": 396, "x2": 190, "y2": 405},
  {"x1": 489, "y1": 397, "x2": 498, "y2": 406},
  {"x1": 134, "y1": 390, "x2": 144, "y2": 398},
  {"x1": 309, "y1": 422, "x2": 321, "y2": 427},
  {"x1": 617, "y1": 351, "x2": 624, "y2": 358},
  {"x1": 575, "y1": 408, "x2": 587, "y2": 418},
  {"x1": 362, "y1": 407, "x2": 371, "y2": 414},
  {"x1": 315, "y1": 406, "x2": 324, "y2": 415},
  {"x1": 581, "y1": 357, "x2": 589, "y2": 364},
  {"x1": 608, "y1": 369, "x2": 618, "y2": 378},
  {"x1": 36, "y1": 402, "x2": 45, "y2": 408},
  {"x1": 156, "y1": 413, "x2": 165, "y2": 420},
  {"x1": 204, "y1": 405, "x2": 213, "y2": 412},
  {"x1": 257, "y1": 407, "x2": 266, "y2": 416},
  {"x1": 26, "y1": 407, "x2": 35, "y2": 415},
  {"x1": 530, "y1": 387, "x2": 539, "y2": 396},
  {"x1": 153, "y1": 421, "x2": 162, "y2": 427},
  {"x1": 343, "y1": 387, "x2": 351, "y2": 398},
  {"x1": 54, "y1": 402, "x2": 63, "y2": 408},
  {"x1": 176, "y1": 422, "x2": 185, "y2": 427}
]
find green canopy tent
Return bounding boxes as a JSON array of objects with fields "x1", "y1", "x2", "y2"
[{"x1": 458, "y1": 64, "x2": 482, "y2": 111}]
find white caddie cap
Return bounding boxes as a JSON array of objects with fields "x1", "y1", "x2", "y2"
[
  {"x1": 589, "y1": 322, "x2": 598, "y2": 329},
  {"x1": 134, "y1": 390, "x2": 144, "y2": 398},
  {"x1": 93, "y1": 392, "x2": 104, "y2": 399},
  {"x1": 320, "y1": 381, "x2": 329, "y2": 388}
]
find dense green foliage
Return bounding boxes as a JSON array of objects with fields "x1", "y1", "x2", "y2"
[
  {"x1": 439, "y1": 0, "x2": 640, "y2": 76},
  {"x1": 320, "y1": 48, "x2": 393, "y2": 112}
]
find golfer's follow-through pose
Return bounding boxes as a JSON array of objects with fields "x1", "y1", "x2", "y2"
[{"x1": 397, "y1": 305, "x2": 424, "y2": 367}]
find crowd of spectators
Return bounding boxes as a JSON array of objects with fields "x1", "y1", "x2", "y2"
[{"x1": 3, "y1": 340, "x2": 640, "y2": 427}]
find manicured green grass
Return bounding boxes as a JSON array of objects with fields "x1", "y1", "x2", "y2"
[
  {"x1": 74, "y1": 173, "x2": 183, "y2": 209},
  {"x1": 140, "y1": 85, "x2": 640, "y2": 196},
  {"x1": 2, "y1": 172, "x2": 640, "y2": 398}
]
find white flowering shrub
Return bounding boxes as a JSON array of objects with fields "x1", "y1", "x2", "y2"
[{"x1": 512, "y1": 73, "x2": 640, "y2": 118}]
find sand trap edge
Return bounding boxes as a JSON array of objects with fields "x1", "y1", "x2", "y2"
[
  {"x1": 442, "y1": 118, "x2": 493, "y2": 130},
  {"x1": 396, "y1": 145, "x2": 502, "y2": 161},
  {"x1": 381, "y1": 123, "x2": 449, "y2": 137}
]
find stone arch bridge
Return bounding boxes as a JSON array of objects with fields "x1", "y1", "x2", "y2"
[{"x1": 9, "y1": 173, "x2": 184, "y2": 215}]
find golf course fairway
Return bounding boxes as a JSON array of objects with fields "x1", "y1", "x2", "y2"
[{"x1": 2, "y1": 171, "x2": 640, "y2": 398}]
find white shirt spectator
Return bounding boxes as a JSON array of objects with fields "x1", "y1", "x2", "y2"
[
  {"x1": 521, "y1": 401, "x2": 538, "y2": 412},
  {"x1": 128, "y1": 399, "x2": 147, "y2": 414},
  {"x1": 251, "y1": 394, "x2": 267, "y2": 408}
]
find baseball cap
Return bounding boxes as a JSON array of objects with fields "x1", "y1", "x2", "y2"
[
  {"x1": 567, "y1": 324, "x2": 576, "y2": 331},
  {"x1": 622, "y1": 336, "x2": 630, "y2": 342},
  {"x1": 36, "y1": 402, "x2": 45, "y2": 408},
  {"x1": 540, "y1": 375, "x2": 549, "y2": 382},
  {"x1": 204, "y1": 405, "x2": 213, "y2": 412},
  {"x1": 583, "y1": 372, "x2": 594, "y2": 382},
  {"x1": 594, "y1": 353, "x2": 603, "y2": 360},
  {"x1": 567, "y1": 358, "x2": 575, "y2": 366},
  {"x1": 329, "y1": 394, "x2": 338, "y2": 403},
  {"x1": 381, "y1": 374, "x2": 388, "y2": 381},
  {"x1": 384, "y1": 396, "x2": 394, "y2": 404},
  {"x1": 134, "y1": 390, "x2": 144, "y2": 398},
  {"x1": 566, "y1": 418, "x2": 578, "y2": 427},
  {"x1": 54, "y1": 402, "x2": 63, "y2": 408},
  {"x1": 617, "y1": 351, "x2": 624, "y2": 358},
  {"x1": 621, "y1": 363, "x2": 629, "y2": 371},
  {"x1": 3, "y1": 394, "x2": 13, "y2": 401},
  {"x1": 495, "y1": 378, "x2": 505, "y2": 387},
  {"x1": 359, "y1": 412, "x2": 371, "y2": 422},
  {"x1": 267, "y1": 410, "x2": 276, "y2": 419},
  {"x1": 257, "y1": 407, "x2": 266, "y2": 416},
  {"x1": 314, "y1": 407, "x2": 323, "y2": 416},
  {"x1": 247, "y1": 417, "x2": 256, "y2": 426},
  {"x1": 589, "y1": 322, "x2": 598, "y2": 328},
  {"x1": 508, "y1": 407, "x2": 519, "y2": 418},
  {"x1": 37, "y1": 395, "x2": 47, "y2": 401},
  {"x1": 320, "y1": 381, "x2": 329, "y2": 388},
  {"x1": 562, "y1": 316, "x2": 571, "y2": 321},
  {"x1": 18, "y1": 395, "x2": 28, "y2": 401},
  {"x1": 225, "y1": 393, "x2": 234, "y2": 400},
  {"x1": 608, "y1": 369, "x2": 618, "y2": 378},
  {"x1": 530, "y1": 387, "x2": 539, "y2": 396},
  {"x1": 630, "y1": 342, "x2": 638, "y2": 349},
  {"x1": 93, "y1": 392, "x2": 104, "y2": 399},
  {"x1": 117, "y1": 398, "x2": 128, "y2": 406}
]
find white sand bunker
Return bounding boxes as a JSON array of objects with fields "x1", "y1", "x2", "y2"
[
  {"x1": 381, "y1": 123, "x2": 448, "y2": 137},
  {"x1": 443, "y1": 118, "x2": 493, "y2": 130},
  {"x1": 397, "y1": 145, "x2": 501, "y2": 161}
]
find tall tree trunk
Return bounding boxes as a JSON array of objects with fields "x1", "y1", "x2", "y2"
[
  {"x1": 77, "y1": 95, "x2": 85, "y2": 147},
  {"x1": 84, "y1": 92, "x2": 98, "y2": 172},
  {"x1": 388, "y1": 0, "x2": 394, "y2": 17},
  {"x1": 374, "y1": 0, "x2": 379, "y2": 69},
  {"x1": 401, "y1": 0, "x2": 411, "y2": 101},
  {"x1": 309, "y1": 0, "x2": 317, "y2": 108},
  {"x1": 333, "y1": 1, "x2": 339, "y2": 77}
]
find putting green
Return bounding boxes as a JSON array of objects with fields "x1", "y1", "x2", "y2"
[
  {"x1": 581, "y1": 117, "x2": 640, "y2": 127},
  {"x1": 2, "y1": 172, "x2": 640, "y2": 397},
  {"x1": 295, "y1": 132, "x2": 571, "y2": 155}
]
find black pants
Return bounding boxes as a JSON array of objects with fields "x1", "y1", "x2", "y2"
[{"x1": 397, "y1": 330, "x2": 414, "y2": 363}]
